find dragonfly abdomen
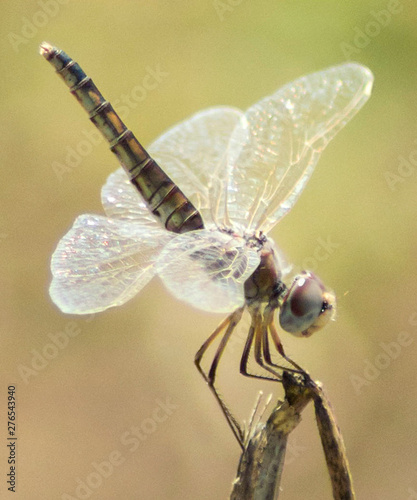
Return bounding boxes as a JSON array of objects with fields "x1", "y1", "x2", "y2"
[{"x1": 40, "y1": 42, "x2": 204, "y2": 234}]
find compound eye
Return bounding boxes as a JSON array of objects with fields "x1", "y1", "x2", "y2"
[{"x1": 279, "y1": 272, "x2": 336, "y2": 337}]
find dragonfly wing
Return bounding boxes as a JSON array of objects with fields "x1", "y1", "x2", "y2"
[
  {"x1": 102, "y1": 107, "x2": 242, "y2": 227},
  {"x1": 221, "y1": 63, "x2": 373, "y2": 233},
  {"x1": 50, "y1": 214, "x2": 172, "y2": 314},
  {"x1": 155, "y1": 229, "x2": 260, "y2": 313},
  {"x1": 148, "y1": 107, "x2": 243, "y2": 226},
  {"x1": 101, "y1": 167, "x2": 162, "y2": 227}
]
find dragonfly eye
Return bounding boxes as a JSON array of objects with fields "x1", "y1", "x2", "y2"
[{"x1": 279, "y1": 271, "x2": 336, "y2": 337}]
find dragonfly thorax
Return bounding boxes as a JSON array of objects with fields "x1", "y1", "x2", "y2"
[
  {"x1": 243, "y1": 239, "x2": 336, "y2": 338},
  {"x1": 244, "y1": 239, "x2": 284, "y2": 306}
]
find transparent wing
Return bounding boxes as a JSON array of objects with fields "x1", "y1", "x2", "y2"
[
  {"x1": 101, "y1": 168, "x2": 162, "y2": 227},
  {"x1": 155, "y1": 229, "x2": 260, "y2": 313},
  {"x1": 149, "y1": 106, "x2": 243, "y2": 226},
  {"x1": 50, "y1": 214, "x2": 172, "y2": 314},
  {"x1": 102, "y1": 107, "x2": 243, "y2": 227},
  {"x1": 218, "y1": 63, "x2": 373, "y2": 233}
]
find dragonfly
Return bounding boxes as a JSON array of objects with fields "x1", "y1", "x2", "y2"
[{"x1": 41, "y1": 42, "x2": 373, "y2": 446}]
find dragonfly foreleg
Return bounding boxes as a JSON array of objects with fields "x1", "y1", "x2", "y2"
[
  {"x1": 240, "y1": 306, "x2": 305, "y2": 380},
  {"x1": 266, "y1": 306, "x2": 306, "y2": 374}
]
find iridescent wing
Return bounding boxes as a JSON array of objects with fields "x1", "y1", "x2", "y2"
[
  {"x1": 102, "y1": 107, "x2": 243, "y2": 227},
  {"x1": 214, "y1": 63, "x2": 373, "y2": 233},
  {"x1": 155, "y1": 230, "x2": 260, "y2": 313},
  {"x1": 50, "y1": 214, "x2": 172, "y2": 313}
]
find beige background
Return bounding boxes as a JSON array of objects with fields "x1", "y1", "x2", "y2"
[{"x1": 1, "y1": 1, "x2": 416, "y2": 499}]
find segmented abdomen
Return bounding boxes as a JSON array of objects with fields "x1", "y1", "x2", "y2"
[{"x1": 40, "y1": 43, "x2": 204, "y2": 234}]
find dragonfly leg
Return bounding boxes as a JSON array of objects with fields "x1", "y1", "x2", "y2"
[
  {"x1": 241, "y1": 306, "x2": 304, "y2": 380},
  {"x1": 240, "y1": 309, "x2": 281, "y2": 382},
  {"x1": 253, "y1": 312, "x2": 283, "y2": 379},
  {"x1": 240, "y1": 317, "x2": 255, "y2": 376},
  {"x1": 195, "y1": 307, "x2": 245, "y2": 448},
  {"x1": 195, "y1": 314, "x2": 232, "y2": 384},
  {"x1": 267, "y1": 310, "x2": 306, "y2": 373},
  {"x1": 262, "y1": 322, "x2": 273, "y2": 364},
  {"x1": 261, "y1": 322, "x2": 303, "y2": 374}
]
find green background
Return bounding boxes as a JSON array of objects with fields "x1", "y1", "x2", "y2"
[{"x1": 1, "y1": 1, "x2": 416, "y2": 498}]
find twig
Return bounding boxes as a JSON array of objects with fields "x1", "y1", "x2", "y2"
[
  {"x1": 230, "y1": 372, "x2": 355, "y2": 500},
  {"x1": 312, "y1": 384, "x2": 355, "y2": 500},
  {"x1": 230, "y1": 372, "x2": 313, "y2": 500}
]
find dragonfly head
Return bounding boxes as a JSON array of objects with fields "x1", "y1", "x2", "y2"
[{"x1": 279, "y1": 271, "x2": 336, "y2": 337}]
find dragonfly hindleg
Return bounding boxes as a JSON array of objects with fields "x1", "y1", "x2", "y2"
[{"x1": 195, "y1": 307, "x2": 245, "y2": 447}]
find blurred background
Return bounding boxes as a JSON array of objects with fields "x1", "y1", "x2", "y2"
[{"x1": 1, "y1": 1, "x2": 416, "y2": 499}]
